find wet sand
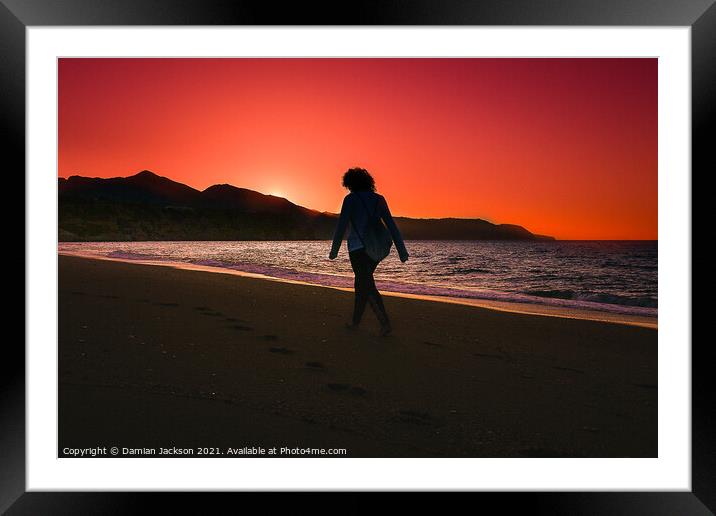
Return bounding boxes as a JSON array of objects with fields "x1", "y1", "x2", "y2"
[{"x1": 59, "y1": 255, "x2": 657, "y2": 457}]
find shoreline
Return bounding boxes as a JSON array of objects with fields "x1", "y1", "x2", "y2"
[{"x1": 58, "y1": 251, "x2": 657, "y2": 329}]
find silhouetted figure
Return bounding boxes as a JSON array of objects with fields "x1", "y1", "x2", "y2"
[{"x1": 329, "y1": 167, "x2": 409, "y2": 336}]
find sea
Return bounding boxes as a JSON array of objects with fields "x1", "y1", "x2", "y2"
[{"x1": 58, "y1": 240, "x2": 657, "y2": 318}]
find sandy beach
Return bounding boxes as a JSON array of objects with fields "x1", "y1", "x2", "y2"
[{"x1": 59, "y1": 255, "x2": 657, "y2": 458}]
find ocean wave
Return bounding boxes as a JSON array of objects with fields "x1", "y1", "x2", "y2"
[
  {"x1": 106, "y1": 251, "x2": 167, "y2": 261},
  {"x1": 446, "y1": 256, "x2": 466, "y2": 263},
  {"x1": 524, "y1": 289, "x2": 657, "y2": 308},
  {"x1": 452, "y1": 267, "x2": 493, "y2": 274}
]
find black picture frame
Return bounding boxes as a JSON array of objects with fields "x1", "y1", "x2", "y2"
[{"x1": 4, "y1": 0, "x2": 712, "y2": 513}]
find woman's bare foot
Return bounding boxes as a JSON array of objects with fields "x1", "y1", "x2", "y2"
[
  {"x1": 379, "y1": 323, "x2": 392, "y2": 337},
  {"x1": 345, "y1": 322, "x2": 359, "y2": 331}
]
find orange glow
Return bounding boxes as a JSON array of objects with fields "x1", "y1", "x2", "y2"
[{"x1": 58, "y1": 58, "x2": 657, "y2": 240}]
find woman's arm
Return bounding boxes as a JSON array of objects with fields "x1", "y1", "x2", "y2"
[
  {"x1": 379, "y1": 196, "x2": 409, "y2": 262},
  {"x1": 329, "y1": 195, "x2": 351, "y2": 259}
]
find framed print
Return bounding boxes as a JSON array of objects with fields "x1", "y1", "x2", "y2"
[{"x1": 5, "y1": 0, "x2": 712, "y2": 513}]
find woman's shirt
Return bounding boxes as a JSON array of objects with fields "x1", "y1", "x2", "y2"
[{"x1": 330, "y1": 190, "x2": 408, "y2": 259}]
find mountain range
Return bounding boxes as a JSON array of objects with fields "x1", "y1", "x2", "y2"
[{"x1": 58, "y1": 171, "x2": 555, "y2": 242}]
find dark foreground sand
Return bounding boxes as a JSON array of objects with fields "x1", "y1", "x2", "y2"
[{"x1": 59, "y1": 255, "x2": 657, "y2": 458}]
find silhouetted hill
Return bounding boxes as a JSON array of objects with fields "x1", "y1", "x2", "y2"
[
  {"x1": 201, "y1": 184, "x2": 318, "y2": 217},
  {"x1": 60, "y1": 170, "x2": 201, "y2": 205},
  {"x1": 58, "y1": 171, "x2": 555, "y2": 242},
  {"x1": 394, "y1": 218, "x2": 553, "y2": 241}
]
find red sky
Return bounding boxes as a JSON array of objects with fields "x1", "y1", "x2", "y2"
[{"x1": 58, "y1": 58, "x2": 657, "y2": 240}]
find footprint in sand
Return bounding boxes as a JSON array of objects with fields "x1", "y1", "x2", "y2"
[
  {"x1": 269, "y1": 347, "x2": 294, "y2": 355},
  {"x1": 393, "y1": 409, "x2": 439, "y2": 426},
  {"x1": 305, "y1": 361, "x2": 325, "y2": 369},
  {"x1": 473, "y1": 352, "x2": 503, "y2": 359},
  {"x1": 325, "y1": 383, "x2": 367, "y2": 396},
  {"x1": 229, "y1": 325, "x2": 254, "y2": 331},
  {"x1": 195, "y1": 306, "x2": 224, "y2": 317},
  {"x1": 154, "y1": 302, "x2": 180, "y2": 307},
  {"x1": 423, "y1": 341, "x2": 445, "y2": 348},
  {"x1": 258, "y1": 335, "x2": 279, "y2": 341},
  {"x1": 552, "y1": 366, "x2": 585, "y2": 374}
]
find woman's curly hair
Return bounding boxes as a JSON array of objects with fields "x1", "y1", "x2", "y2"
[{"x1": 342, "y1": 167, "x2": 376, "y2": 192}]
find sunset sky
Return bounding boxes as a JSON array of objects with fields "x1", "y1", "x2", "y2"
[{"x1": 58, "y1": 58, "x2": 657, "y2": 240}]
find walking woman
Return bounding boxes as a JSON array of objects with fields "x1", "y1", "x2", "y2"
[{"x1": 329, "y1": 167, "x2": 409, "y2": 336}]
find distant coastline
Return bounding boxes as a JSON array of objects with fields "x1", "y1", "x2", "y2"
[{"x1": 59, "y1": 171, "x2": 555, "y2": 242}]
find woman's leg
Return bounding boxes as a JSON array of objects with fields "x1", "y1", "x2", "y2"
[
  {"x1": 364, "y1": 259, "x2": 390, "y2": 330},
  {"x1": 349, "y1": 250, "x2": 391, "y2": 332},
  {"x1": 349, "y1": 251, "x2": 370, "y2": 325}
]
